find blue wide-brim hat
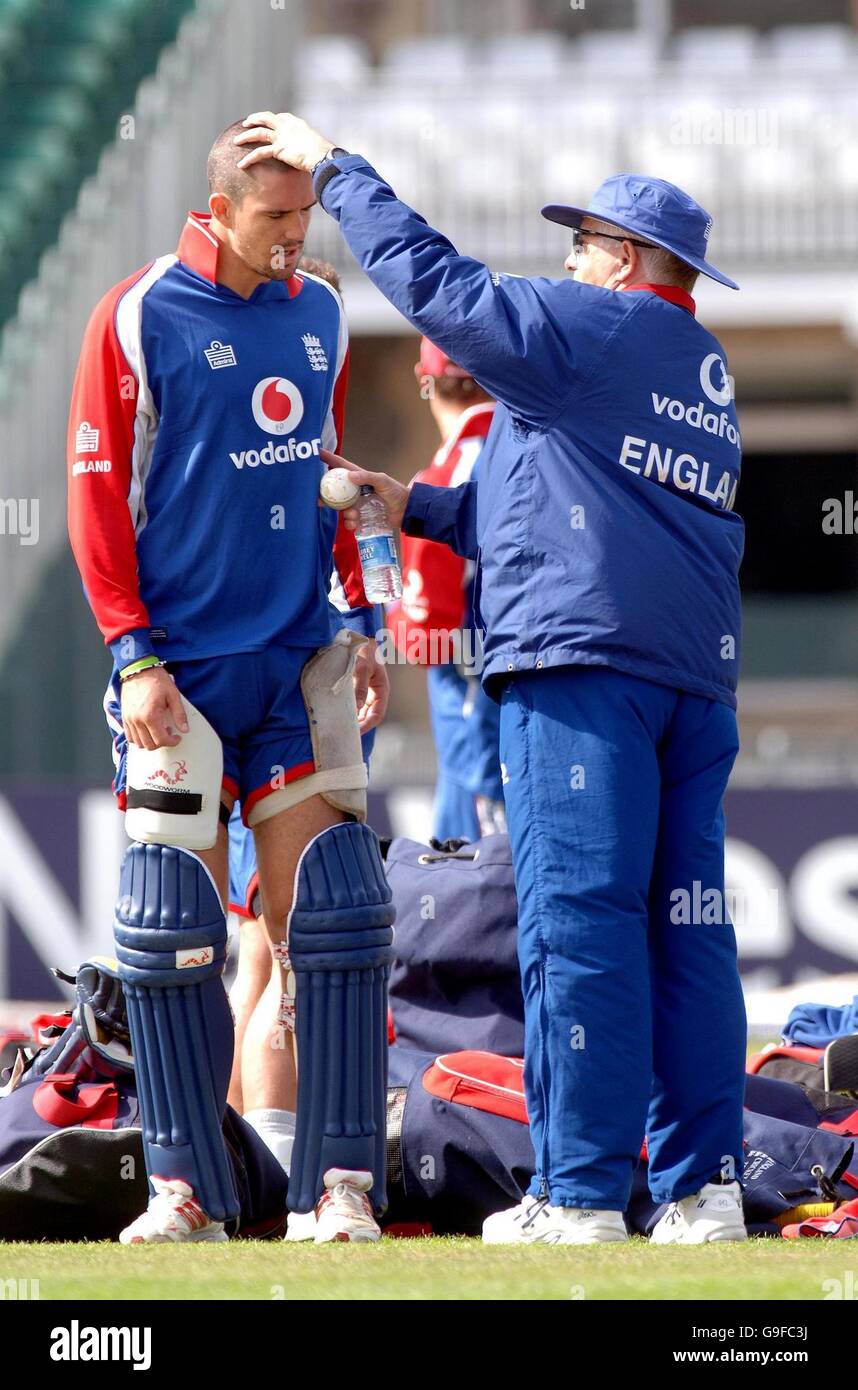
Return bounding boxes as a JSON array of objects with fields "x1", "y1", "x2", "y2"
[{"x1": 542, "y1": 173, "x2": 739, "y2": 290}]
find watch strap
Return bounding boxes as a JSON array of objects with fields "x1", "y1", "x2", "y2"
[{"x1": 313, "y1": 148, "x2": 349, "y2": 198}]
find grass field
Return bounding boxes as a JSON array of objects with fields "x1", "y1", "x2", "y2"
[{"x1": 2, "y1": 1238, "x2": 856, "y2": 1301}]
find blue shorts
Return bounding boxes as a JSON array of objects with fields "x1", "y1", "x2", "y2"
[
  {"x1": 105, "y1": 646, "x2": 317, "y2": 827},
  {"x1": 227, "y1": 802, "x2": 261, "y2": 919}
]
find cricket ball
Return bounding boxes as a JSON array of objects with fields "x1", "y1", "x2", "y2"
[{"x1": 319, "y1": 467, "x2": 360, "y2": 510}]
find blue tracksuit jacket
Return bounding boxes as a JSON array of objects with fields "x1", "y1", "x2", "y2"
[{"x1": 316, "y1": 155, "x2": 744, "y2": 706}]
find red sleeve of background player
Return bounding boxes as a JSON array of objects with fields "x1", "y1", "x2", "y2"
[
  {"x1": 329, "y1": 347, "x2": 373, "y2": 611},
  {"x1": 389, "y1": 534, "x2": 467, "y2": 662},
  {"x1": 67, "y1": 267, "x2": 153, "y2": 647},
  {"x1": 388, "y1": 459, "x2": 467, "y2": 662}
]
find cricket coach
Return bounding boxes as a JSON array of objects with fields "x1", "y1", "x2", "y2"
[{"x1": 236, "y1": 113, "x2": 749, "y2": 1244}]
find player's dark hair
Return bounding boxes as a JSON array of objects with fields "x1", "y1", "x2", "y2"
[
  {"x1": 207, "y1": 119, "x2": 275, "y2": 203},
  {"x1": 297, "y1": 256, "x2": 342, "y2": 294},
  {"x1": 432, "y1": 375, "x2": 492, "y2": 404}
]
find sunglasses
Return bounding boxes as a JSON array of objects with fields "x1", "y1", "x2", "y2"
[{"x1": 569, "y1": 227, "x2": 655, "y2": 257}]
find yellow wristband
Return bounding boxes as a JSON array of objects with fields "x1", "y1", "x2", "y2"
[{"x1": 119, "y1": 656, "x2": 164, "y2": 681}]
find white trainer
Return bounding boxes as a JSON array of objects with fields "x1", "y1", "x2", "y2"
[
  {"x1": 313, "y1": 1168, "x2": 381, "y2": 1244},
  {"x1": 482, "y1": 1195, "x2": 628, "y2": 1245},
  {"x1": 650, "y1": 1181, "x2": 747, "y2": 1244},
  {"x1": 118, "y1": 1176, "x2": 228, "y2": 1244},
  {"x1": 284, "y1": 1208, "x2": 318, "y2": 1242}
]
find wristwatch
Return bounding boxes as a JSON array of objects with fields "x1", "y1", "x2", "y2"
[{"x1": 312, "y1": 147, "x2": 349, "y2": 196}]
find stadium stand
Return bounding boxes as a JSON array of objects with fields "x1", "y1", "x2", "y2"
[
  {"x1": 381, "y1": 35, "x2": 474, "y2": 85},
  {"x1": 766, "y1": 23, "x2": 856, "y2": 71},
  {"x1": 302, "y1": 34, "x2": 372, "y2": 90},
  {"x1": 673, "y1": 25, "x2": 760, "y2": 72},
  {"x1": 0, "y1": 0, "x2": 196, "y2": 329},
  {"x1": 575, "y1": 28, "x2": 661, "y2": 73},
  {"x1": 479, "y1": 30, "x2": 569, "y2": 77}
]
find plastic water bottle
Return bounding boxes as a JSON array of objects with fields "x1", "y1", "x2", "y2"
[{"x1": 355, "y1": 486, "x2": 402, "y2": 602}]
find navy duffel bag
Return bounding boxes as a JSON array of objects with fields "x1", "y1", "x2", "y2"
[{"x1": 385, "y1": 834, "x2": 524, "y2": 1058}]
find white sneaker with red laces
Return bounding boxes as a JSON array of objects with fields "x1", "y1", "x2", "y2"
[
  {"x1": 118, "y1": 1176, "x2": 228, "y2": 1244},
  {"x1": 483, "y1": 1195, "x2": 628, "y2": 1245},
  {"x1": 650, "y1": 1181, "x2": 747, "y2": 1244},
  {"x1": 313, "y1": 1168, "x2": 381, "y2": 1244}
]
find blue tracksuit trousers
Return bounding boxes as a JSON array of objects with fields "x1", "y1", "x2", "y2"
[{"x1": 499, "y1": 665, "x2": 746, "y2": 1209}]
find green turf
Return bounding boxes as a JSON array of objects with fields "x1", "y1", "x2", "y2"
[{"x1": 1, "y1": 1238, "x2": 856, "y2": 1301}]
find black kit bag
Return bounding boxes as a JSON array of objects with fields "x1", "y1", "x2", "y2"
[
  {"x1": 0, "y1": 958, "x2": 289, "y2": 1241},
  {"x1": 749, "y1": 1044, "x2": 858, "y2": 1126},
  {"x1": 385, "y1": 834, "x2": 524, "y2": 1058}
]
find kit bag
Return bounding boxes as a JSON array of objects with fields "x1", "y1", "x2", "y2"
[
  {"x1": 0, "y1": 959, "x2": 288, "y2": 1241},
  {"x1": 385, "y1": 1049, "x2": 858, "y2": 1236},
  {"x1": 385, "y1": 835, "x2": 524, "y2": 1057}
]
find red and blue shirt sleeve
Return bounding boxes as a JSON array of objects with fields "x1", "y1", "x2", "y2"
[{"x1": 67, "y1": 266, "x2": 156, "y2": 667}]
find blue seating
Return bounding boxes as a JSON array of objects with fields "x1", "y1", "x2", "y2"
[{"x1": 0, "y1": 0, "x2": 196, "y2": 329}]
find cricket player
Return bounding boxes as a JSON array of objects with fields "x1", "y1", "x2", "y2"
[
  {"x1": 222, "y1": 257, "x2": 383, "y2": 1206},
  {"x1": 68, "y1": 121, "x2": 394, "y2": 1244},
  {"x1": 389, "y1": 337, "x2": 503, "y2": 842},
  {"x1": 236, "y1": 111, "x2": 749, "y2": 1244}
]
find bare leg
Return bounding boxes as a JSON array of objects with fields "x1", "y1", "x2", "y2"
[
  {"x1": 194, "y1": 794, "x2": 233, "y2": 911},
  {"x1": 241, "y1": 795, "x2": 343, "y2": 1113},
  {"x1": 240, "y1": 953, "x2": 298, "y2": 1111},
  {"x1": 227, "y1": 914, "x2": 272, "y2": 1112}
]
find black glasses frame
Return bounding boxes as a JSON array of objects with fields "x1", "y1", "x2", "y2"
[{"x1": 570, "y1": 227, "x2": 655, "y2": 255}]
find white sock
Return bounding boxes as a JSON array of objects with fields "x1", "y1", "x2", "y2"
[{"x1": 243, "y1": 1108, "x2": 296, "y2": 1176}]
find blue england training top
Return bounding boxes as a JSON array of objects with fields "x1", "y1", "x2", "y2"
[{"x1": 316, "y1": 155, "x2": 744, "y2": 707}]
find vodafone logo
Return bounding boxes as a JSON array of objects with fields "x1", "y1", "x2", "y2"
[
  {"x1": 231, "y1": 375, "x2": 319, "y2": 469},
  {"x1": 699, "y1": 352, "x2": 733, "y2": 407},
  {"x1": 251, "y1": 376, "x2": 304, "y2": 434}
]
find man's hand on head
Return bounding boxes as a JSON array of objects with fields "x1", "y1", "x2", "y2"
[{"x1": 235, "y1": 112, "x2": 336, "y2": 174}]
